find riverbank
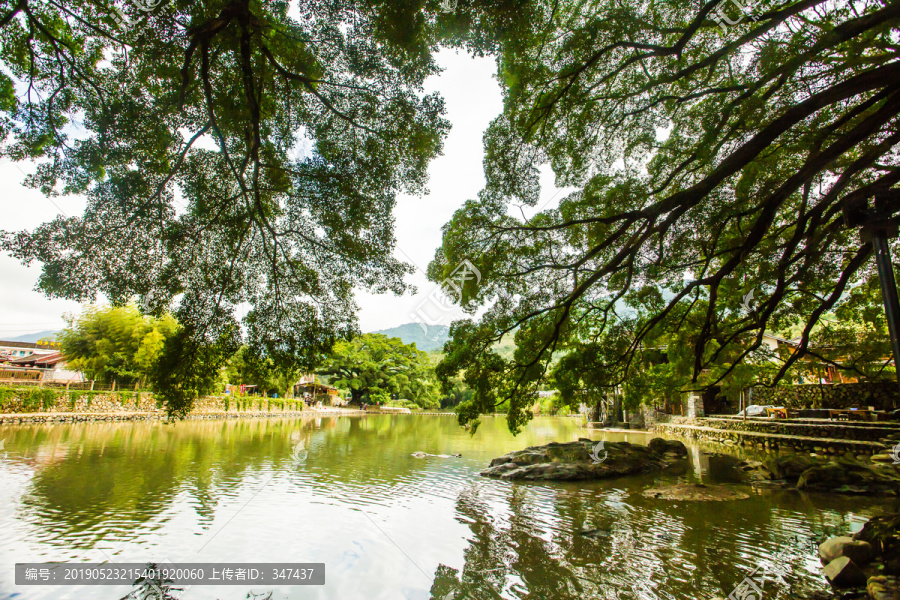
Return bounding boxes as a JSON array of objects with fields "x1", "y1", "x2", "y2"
[{"x1": 0, "y1": 407, "x2": 366, "y2": 424}]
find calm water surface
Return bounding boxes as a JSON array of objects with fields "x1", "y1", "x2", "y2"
[{"x1": 0, "y1": 414, "x2": 897, "y2": 600}]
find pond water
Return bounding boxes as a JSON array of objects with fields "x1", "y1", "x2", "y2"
[{"x1": 0, "y1": 414, "x2": 897, "y2": 600}]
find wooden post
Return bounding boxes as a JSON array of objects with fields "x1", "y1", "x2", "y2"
[
  {"x1": 112, "y1": 380, "x2": 117, "y2": 392},
  {"x1": 90, "y1": 379, "x2": 95, "y2": 391}
]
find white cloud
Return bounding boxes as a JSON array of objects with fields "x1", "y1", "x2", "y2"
[
  {"x1": 0, "y1": 160, "x2": 86, "y2": 338},
  {"x1": 355, "y1": 49, "x2": 503, "y2": 332}
]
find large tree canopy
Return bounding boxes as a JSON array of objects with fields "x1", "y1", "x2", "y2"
[
  {"x1": 318, "y1": 332, "x2": 438, "y2": 407},
  {"x1": 0, "y1": 0, "x2": 450, "y2": 413},
  {"x1": 431, "y1": 0, "x2": 900, "y2": 432}
]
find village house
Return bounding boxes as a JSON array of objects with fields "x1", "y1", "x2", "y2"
[
  {"x1": 0, "y1": 339, "x2": 59, "y2": 358},
  {"x1": 0, "y1": 340, "x2": 84, "y2": 385}
]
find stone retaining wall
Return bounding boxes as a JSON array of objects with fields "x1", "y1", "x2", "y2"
[
  {"x1": 681, "y1": 417, "x2": 898, "y2": 441},
  {"x1": 751, "y1": 382, "x2": 900, "y2": 410},
  {"x1": 0, "y1": 388, "x2": 309, "y2": 416},
  {"x1": 655, "y1": 422, "x2": 886, "y2": 455},
  {"x1": 0, "y1": 410, "x2": 325, "y2": 424}
]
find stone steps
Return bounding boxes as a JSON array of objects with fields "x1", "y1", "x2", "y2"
[
  {"x1": 687, "y1": 417, "x2": 900, "y2": 442},
  {"x1": 700, "y1": 415, "x2": 900, "y2": 428},
  {"x1": 655, "y1": 422, "x2": 889, "y2": 455}
]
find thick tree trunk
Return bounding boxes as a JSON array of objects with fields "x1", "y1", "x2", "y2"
[
  {"x1": 611, "y1": 393, "x2": 622, "y2": 425},
  {"x1": 591, "y1": 397, "x2": 602, "y2": 423}
]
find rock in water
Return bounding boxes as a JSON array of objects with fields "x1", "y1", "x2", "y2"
[
  {"x1": 579, "y1": 529, "x2": 612, "y2": 539},
  {"x1": 641, "y1": 482, "x2": 750, "y2": 502},
  {"x1": 823, "y1": 556, "x2": 867, "y2": 587},
  {"x1": 868, "y1": 575, "x2": 900, "y2": 600},
  {"x1": 480, "y1": 438, "x2": 687, "y2": 481},
  {"x1": 411, "y1": 452, "x2": 461, "y2": 458},
  {"x1": 647, "y1": 438, "x2": 689, "y2": 458},
  {"x1": 853, "y1": 513, "x2": 900, "y2": 566},
  {"x1": 761, "y1": 455, "x2": 818, "y2": 481},
  {"x1": 818, "y1": 536, "x2": 875, "y2": 566},
  {"x1": 797, "y1": 463, "x2": 900, "y2": 495}
]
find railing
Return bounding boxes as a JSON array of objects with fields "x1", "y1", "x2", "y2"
[
  {"x1": 0, "y1": 379, "x2": 138, "y2": 392},
  {"x1": 0, "y1": 369, "x2": 43, "y2": 382}
]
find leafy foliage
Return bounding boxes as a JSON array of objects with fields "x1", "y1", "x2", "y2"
[
  {"x1": 148, "y1": 323, "x2": 239, "y2": 417},
  {"x1": 318, "y1": 333, "x2": 438, "y2": 407},
  {"x1": 432, "y1": 0, "x2": 900, "y2": 431},
  {"x1": 119, "y1": 563, "x2": 183, "y2": 600},
  {"x1": 0, "y1": 0, "x2": 450, "y2": 414},
  {"x1": 224, "y1": 346, "x2": 300, "y2": 396},
  {"x1": 58, "y1": 304, "x2": 177, "y2": 385}
]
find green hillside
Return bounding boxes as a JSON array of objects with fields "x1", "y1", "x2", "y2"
[{"x1": 370, "y1": 323, "x2": 450, "y2": 352}]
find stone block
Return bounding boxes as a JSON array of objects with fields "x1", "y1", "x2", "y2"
[
  {"x1": 823, "y1": 556, "x2": 866, "y2": 587},
  {"x1": 819, "y1": 536, "x2": 875, "y2": 566}
]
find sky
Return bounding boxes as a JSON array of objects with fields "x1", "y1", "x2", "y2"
[{"x1": 0, "y1": 48, "x2": 565, "y2": 339}]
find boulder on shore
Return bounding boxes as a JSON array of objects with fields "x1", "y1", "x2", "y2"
[
  {"x1": 740, "y1": 455, "x2": 900, "y2": 495},
  {"x1": 819, "y1": 536, "x2": 875, "y2": 566},
  {"x1": 480, "y1": 438, "x2": 687, "y2": 481},
  {"x1": 797, "y1": 462, "x2": 900, "y2": 495},
  {"x1": 853, "y1": 513, "x2": 900, "y2": 570},
  {"x1": 823, "y1": 556, "x2": 867, "y2": 587}
]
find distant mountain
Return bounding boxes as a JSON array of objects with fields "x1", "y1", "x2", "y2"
[
  {"x1": 370, "y1": 323, "x2": 450, "y2": 352},
  {"x1": 5, "y1": 330, "x2": 60, "y2": 343}
]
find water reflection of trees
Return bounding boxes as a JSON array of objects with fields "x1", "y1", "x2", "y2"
[
  {"x1": 426, "y1": 475, "x2": 868, "y2": 600},
  {"x1": 429, "y1": 485, "x2": 647, "y2": 600},
  {"x1": 16, "y1": 419, "x2": 318, "y2": 542},
  {"x1": 13, "y1": 416, "x2": 481, "y2": 540}
]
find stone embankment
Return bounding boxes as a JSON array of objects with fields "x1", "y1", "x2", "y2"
[
  {"x1": 751, "y1": 381, "x2": 899, "y2": 410},
  {"x1": 0, "y1": 408, "x2": 365, "y2": 424},
  {"x1": 655, "y1": 416, "x2": 898, "y2": 457},
  {"x1": 738, "y1": 454, "x2": 900, "y2": 495},
  {"x1": 0, "y1": 388, "x2": 371, "y2": 423}
]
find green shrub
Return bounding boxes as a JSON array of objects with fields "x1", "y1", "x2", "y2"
[
  {"x1": 224, "y1": 398, "x2": 230, "y2": 412},
  {"x1": 23, "y1": 389, "x2": 40, "y2": 411},
  {"x1": 534, "y1": 394, "x2": 562, "y2": 416},
  {"x1": 384, "y1": 398, "x2": 419, "y2": 410},
  {"x1": 0, "y1": 387, "x2": 17, "y2": 405}
]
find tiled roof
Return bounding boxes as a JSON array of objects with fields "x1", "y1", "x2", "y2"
[{"x1": 8, "y1": 351, "x2": 63, "y2": 366}]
